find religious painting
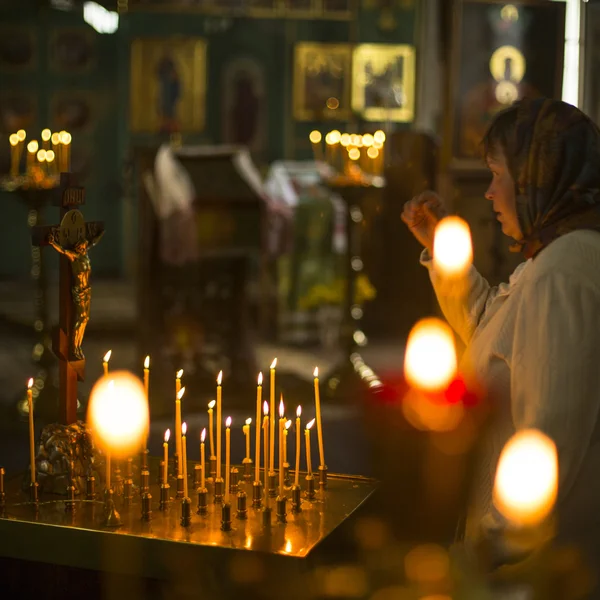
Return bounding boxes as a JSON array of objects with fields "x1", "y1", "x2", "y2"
[
  {"x1": 221, "y1": 57, "x2": 267, "y2": 157},
  {"x1": 51, "y1": 92, "x2": 94, "y2": 132},
  {"x1": 293, "y1": 43, "x2": 352, "y2": 121},
  {"x1": 351, "y1": 44, "x2": 416, "y2": 122},
  {"x1": 0, "y1": 27, "x2": 35, "y2": 70},
  {"x1": 450, "y1": 0, "x2": 565, "y2": 164},
  {"x1": 130, "y1": 37, "x2": 207, "y2": 134},
  {"x1": 50, "y1": 29, "x2": 95, "y2": 73},
  {"x1": 0, "y1": 93, "x2": 35, "y2": 134}
]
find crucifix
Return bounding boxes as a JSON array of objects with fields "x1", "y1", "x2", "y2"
[{"x1": 31, "y1": 173, "x2": 105, "y2": 425}]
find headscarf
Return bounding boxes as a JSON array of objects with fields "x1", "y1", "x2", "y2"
[{"x1": 503, "y1": 98, "x2": 600, "y2": 258}]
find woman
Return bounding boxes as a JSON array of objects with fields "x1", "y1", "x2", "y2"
[{"x1": 402, "y1": 98, "x2": 600, "y2": 583}]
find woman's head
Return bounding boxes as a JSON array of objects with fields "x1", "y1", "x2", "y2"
[{"x1": 481, "y1": 98, "x2": 600, "y2": 257}]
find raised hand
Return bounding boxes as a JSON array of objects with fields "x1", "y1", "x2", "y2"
[{"x1": 401, "y1": 191, "x2": 448, "y2": 253}]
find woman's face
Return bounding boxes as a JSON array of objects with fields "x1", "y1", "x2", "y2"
[{"x1": 485, "y1": 148, "x2": 523, "y2": 241}]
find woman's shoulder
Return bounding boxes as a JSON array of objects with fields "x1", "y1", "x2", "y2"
[{"x1": 529, "y1": 230, "x2": 600, "y2": 283}]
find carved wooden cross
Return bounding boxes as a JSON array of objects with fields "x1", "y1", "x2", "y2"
[{"x1": 31, "y1": 173, "x2": 105, "y2": 424}]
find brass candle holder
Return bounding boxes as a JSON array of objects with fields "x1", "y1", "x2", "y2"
[
  {"x1": 252, "y1": 480, "x2": 262, "y2": 508},
  {"x1": 86, "y1": 471, "x2": 96, "y2": 500},
  {"x1": 305, "y1": 474, "x2": 316, "y2": 500},
  {"x1": 283, "y1": 462, "x2": 290, "y2": 487},
  {"x1": 180, "y1": 497, "x2": 192, "y2": 527},
  {"x1": 141, "y1": 448, "x2": 149, "y2": 471},
  {"x1": 197, "y1": 487, "x2": 208, "y2": 515},
  {"x1": 276, "y1": 496, "x2": 287, "y2": 523},
  {"x1": 140, "y1": 467, "x2": 150, "y2": 495},
  {"x1": 176, "y1": 475, "x2": 184, "y2": 499},
  {"x1": 29, "y1": 481, "x2": 39, "y2": 504},
  {"x1": 123, "y1": 457, "x2": 133, "y2": 503},
  {"x1": 209, "y1": 456, "x2": 217, "y2": 481},
  {"x1": 291, "y1": 485, "x2": 302, "y2": 513},
  {"x1": 65, "y1": 463, "x2": 76, "y2": 513},
  {"x1": 194, "y1": 465, "x2": 202, "y2": 489},
  {"x1": 268, "y1": 472, "x2": 277, "y2": 497},
  {"x1": 103, "y1": 488, "x2": 122, "y2": 527},
  {"x1": 214, "y1": 477, "x2": 224, "y2": 504},
  {"x1": 113, "y1": 461, "x2": 123, "y2": 495},
  {"x1": 262, "y1": 506, "x2": 272, "y2": 527},
  {"x1": 229, "y1": 467, "x2": 239, "y2": 494},
  {"x1": 141, "y1": 491, "x2": 152, "y2": 521},
  {"x1": 242, "y1": 457, "x2": 252, "y2": 481},
  {"x1": 159, "y1": 483, "x2": 170, "y2": 511},
  {"x1": 221, "y1": 502, "x2": 232, "y2": 531},
  {"x1": 318, "y1": 465, "x2": 328, "y2": 490},
  {"x1": 236, "y1": 490, "x2": 248, "y2": 520},
  {"x1": 158, "y1": 460, "x2": 165, "y2": 486}
]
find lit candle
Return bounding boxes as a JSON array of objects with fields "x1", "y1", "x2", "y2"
[
  {"x1": 309, "y1": 130, "x2": 323, "y2": 162},
  {"x1": 9, "y1": 134, "x2": 19, "y2": 178},
  {"x1": 41, "y1": 128, "x2": 51, "y2": 150},
  {"x1": 106, "y1": 453, "x2": 111, "y2": 490},
  {"x1": 45, "y1": 150, "x2": 56, "y2": 178},
  {"x1": 200, "y1": 428, "x2": 206, "y2": 489},
  {"x1": 279, "y1": 397, "x2": 285, "y2": 494},
  {"x1": 243, "y1": 418, "x2": 252, "y2": 460},
  {"x1": 284, "y1": 419, "x2": 291, "y2": 464},
  {"x1": 103, "y1": 350, "x2": 111, "y2": 375},
  {"x1": 225, "y1": 416, "x2": 232, "y2": 504},
  {"x1": 373, "y1": 130, "x2": 385, "y2": 175},
  {"x1": 313, "y1": 367, "x2": 325, "y2": 468},
  {"x1": 216, "y1": 371, "x2": 223, "y2": 479},
  {"x1": 143, "y1": 356, "x2": 150, "y2": 400},
  {"x1": 208, "y1": 400, "x2": 216, "y2": 457},
  {"x1": 176, "y1": 387, "x2": 185, "y2": 476},
  {"x1": 163, "y1": 429, "x2": 170, "y2": 484},
  {"x1": 51, "y1": 131, "x2": 60, "y2": 159},
  {"x1": 494, "y1": 429, "x2": 558, "y2": 527},
  {"x1": 61, "y1": 131, "x2": 71, "y2": 172},
  {"x1": 305, "y1": 418, "x2": 315, "y2": 476},
  {"x1": 433, "y1": 216, "x2": 473, "y2": 277},
  {"x1": 175, "y1": 369, "x2": 183, "y2": 473},
  {"x1": 182, "y1": 422, "x2": 188, "y2": 498},
  {"x1": 263, "y1": 401, "x2": 269, "y2": 508},
  {"x1": 269, "y1": 358, "x2": 277, "y2": 473},
  {"x1": 26, "y1": 140, "x2": 38, "y2": 171},
  {"x1": 27, "y1": 378, "x2": 35, "y2": 484},
  {"x1": 294, "y1": 406, "x2": 302, "y2": 487},
  {"x1": 255, "y1": 372, "x2": 263, "y2": 481}
]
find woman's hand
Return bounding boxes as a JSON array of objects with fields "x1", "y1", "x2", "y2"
[{"x1": 401, "y1": 191, "x2": 448, "y2": 253}]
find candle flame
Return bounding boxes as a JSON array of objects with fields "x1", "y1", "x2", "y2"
[
  {"x1": 313, "y1": 366, "x2": 319, "y2": 378},
  {"x1": 226, "y1": 416, "x2": 232, "y2": 428},
  {"x1": 285, "y1": 420, "x2": 292, "y2": 430},
  {"x1": 144, "y1": 356, "x2": 150, "y2": 369},
  {"x1": 177, "y1": 387, "x2": 185, "y2": 400},
  {"x1": 245, "y1": 418, "x2": 252, "y2": 425},
  {"x1": 263, "y1": 400, "x2": 269, "y2": 415},
  {"x1": 27, "y1": 140, "x2": 38, "y2": 153},
  {"x1": 182, "y1": 422, "x2": 187, "y2": 436},
  {"x1": 217, "y1": 370, "x2": 223, "y2": 385},
  {"x1": 9, "y1": 133, "x2": 18, "y2": 146},
  {"x1": 279, "y1": 398, "x2": 285, "y2": 418},
  {"x1": 245, "y1": 535, "x2": 253, "y2": 549},
  {"x1": 41, "y1": 128, "x2": 51, "y2": 142},
  {"x1": 258, "y1": 372, "x2": 263, "y2": 386},
  {"x1": 165, "y1": 429, "x2": 170, "y2": 443},
  {"x1": 494, "y1": 429, "x2": 558, "y2": 527},
  {"x1": 208, "y1": 400, "x2": 216, "y2": 409},
  {"x1": 306, "y1": 418, "x2": 315, "y2": 430},
  {"x1": 297, "y1": 405, "x2": 302, "y2": 418},
  {"x1": 201, "y1": 428, "x2": 206, "y2": 442},
  {"x1": 404, "y1": 318, "x2": 457, "y2": 392},
  {"x1": 433, "y1": 216, "x2": 473, "y2": 277},
  {"x1": 27, "y1": 378, "x2": 34, "y2": 389},
  {"x1": 176, "y1": 369, "x2": 183, "y2": 379},
  {"x1": 270, "y1": 358, "x2": 277, "y2": 369},
  {"x1": 103, "y1": 350, "x2": 112, "y2": 363},
  {"x1": 285, "y1": 539, "x2": 293, "y2": 553},
  {"x1": 17, "y1": 129, "x2": 26, "y2": 142}
]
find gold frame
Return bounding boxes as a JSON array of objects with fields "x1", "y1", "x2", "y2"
[
  {"x1": 130, "y1": 37, "x2": 207, "y2": 133},
  {"x1": 351, "y1": 44, "x2": 416, "y2": 122},
  {"x1": 293, "y1": 43, "x2": 352, "y2": 121}
]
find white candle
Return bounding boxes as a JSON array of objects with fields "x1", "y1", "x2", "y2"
[
  {"x1": 143, "y1": 356, "x2": 150, "y2": 448},
  {"x1": 176, "y1": 387, "x2": 185, "y2": 477},
  {"x1": 27, "y1": 378, "x2": 35, "y2": 484},
  {"x1": 163, "y1": 429, "x2": 170, "y2": 484},
  {"x1": 255, "y1": 373, "x2": 263, "y2": 482},
  {"x1": 284, "y1": 419, "x2": 291, "y2": 464},
  {"x1": 279, "y1": 397, "x2": 285, "y2": 494},
  {"x1": 182, "y1": 422, "x2": 188, "y2": 498},
  {"x1": 305, "y1": 418, "x2": 315, "y2": 476},
  {"x1": 294, "y1": 406, "x2": 302, "y2": 487},
  {"x1": 200, "y1": 428, "x2": 206, "y2": 489},
  {"x1": 175, "y1": 370, "x2": 183, "y2": 475},
  {"x1": 208, "y1": 400, "x2": 216, "y2": 457},
  {"x1": 103, "y1": 350, "x2": 111, "y2": 376},
  {"x1": 244, "y1": 418, "x2": 252, "y2": 460},
  {"x1": 216, "y1": 371, "x2": 223, "y2": 479},
  {"x1": 225, "y1": 416, "x2": 232, "y2": 504},
  {"x1": 269, "y1": 358, "x2": 277, "y2": 472},
  {"x1": 263, "y1": 401, "x2": 269, "y2": 508},
  {"x1": 313, "y1": 367, "x2": 325, "y2": 468}
]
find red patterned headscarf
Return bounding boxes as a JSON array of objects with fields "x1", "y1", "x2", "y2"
[{"x1": 483, "y1": 98, "x2": 600, "y2": 258}]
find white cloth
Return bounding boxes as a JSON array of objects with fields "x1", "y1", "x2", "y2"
[{"x1": 422, "y1": 230, "x2": 600, "y2": 574}]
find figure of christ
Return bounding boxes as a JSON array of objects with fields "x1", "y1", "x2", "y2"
[{"x1": 47, "y1": 230, "x2": 104, "y2": 360}]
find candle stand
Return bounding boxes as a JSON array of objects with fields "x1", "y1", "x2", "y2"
[
  {"x1": 197, "y1": 487, "x2": 208, "y2": 515},
  {"x1": 229, "y1": 467, "x2": 239, "y2": 493},
  {"x1": 283, "y1": 463, "x2": 290, "y2": 487},
  {"x1": 159, "y1": 483, "x2": 170, "y2": 511},
  {"x1": 242, "y1": 458, "x2": 252, "y2": 481},
  {"x1": 194, "y1": 465, "x2": 202, "y2": 488},
  {"x1": 214, "y1": 478, "x2": 224, "y2": 504},
  {"x1": 291, "y1": 485, "x2": 302, "y2": 513},
  {"x1": 176, "y1": 476, "x2": 184, "y2": 499},
  {"x1": 305, "y1": 475, "x2": 315, "y2": 500},
  {"x1": 318, "y1": 465, "x2": 328, "y2": 490},
  {"x1": 268, "y1": 472, "x2": 276, "y2": 497},
  {"x1": 220, "y1": 503, "x2": 232, "y2": 531},
  {"x1": 209, "y1": 456, "x2": 216, "y2": 481},
  {"x1": 181, "y1": 497, "x2": 192, "y2": 527},
  {"x1": 103, "y1": 489, "x2": 121, "y2": 527},
  {"x1": 86, "y1": 472, "x2": 96, "y2": 500},
  {"x1": 141, "y1": 492, "x2": 152, "y2": 521},
  {"x1": 252, "y1": 480, "x2": 262, "y2": 508},
  {"x1": 276, "y1": 496, "x2": 287, "y2": 524},
  {"x1": 236, "y1": 490, "x2": 247, "y2": 520}
]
